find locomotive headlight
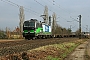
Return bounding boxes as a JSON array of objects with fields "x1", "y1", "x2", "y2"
[
  {"x1": 40, "y1": 30, "x2": 41, "y2": 32},
  {"x1": 34, "y1": 29, "x2": 36, "y2": 33},
  {"x1": 34, "y1": 30, "x2": 36, "y2": 32}
]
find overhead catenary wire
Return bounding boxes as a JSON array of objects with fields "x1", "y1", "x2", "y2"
[
  {"x1": 47, "y1": 0, "x2": 80, "y2": 31},
  {"x1": 47, "y1": 0, "x2": 78, "y2": 21},
  {"x1": 34, "y1": 0, "x2": 53, "y2": 13},
  {"x1": 50, "y1": 0, "x2": 75, "y2": 14},
  {"x1": 0, "y1": 0, "x2": 19, "y2": 7},
  {"x1": 41, "y1": 0, "x2": 65, "y2": 20},
  {"x1": 34, "y1": 0, "x2": 45, "y2": 7},
  {"x1": 1, "y1": 0, "x2": 41, "y2": 17},
  {"x1": 48, "y1": 0, "x2": 70, "y2": 21},
  {"x1": 6, "y1": 0, "x2": 39, "y2": 14},
  {"x1": 34, "y1": 0, "x2": 69, "y2": 21},
  {"x1": 5, "y1": 0, "x2": 19, "y2": 7},
  {"x1": 1, "y1": 0, "x2": 71, "y2": 22}
]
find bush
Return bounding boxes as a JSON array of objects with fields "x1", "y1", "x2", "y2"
[{"x1": 0, "y1": 30, "x2": 7, "y2": 39}]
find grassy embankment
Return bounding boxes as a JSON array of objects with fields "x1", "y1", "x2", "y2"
[{"x1": 28, "y1": 39, "x2": 86, "y2": 60}]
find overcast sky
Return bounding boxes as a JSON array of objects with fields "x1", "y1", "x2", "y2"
[{"x1": 0, "y1": 0, "x2": 90, "y2": 32}]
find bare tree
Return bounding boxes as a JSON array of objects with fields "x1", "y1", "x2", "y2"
[{"x1": 19, "y1": 6, "x2": 25, "y2": 33}]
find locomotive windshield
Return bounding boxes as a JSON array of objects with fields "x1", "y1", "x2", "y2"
[{"x1": 24, "y1": 21, "x2": 35, "y2": 27}]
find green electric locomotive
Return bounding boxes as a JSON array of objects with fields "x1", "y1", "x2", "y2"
[{"x1": 23, "y1": 19, "x2": 51, "y2": 40}]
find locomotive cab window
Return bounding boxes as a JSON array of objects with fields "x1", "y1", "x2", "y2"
[{"x1": 24, "y1": 21, "x2": 35, "y2": 27}]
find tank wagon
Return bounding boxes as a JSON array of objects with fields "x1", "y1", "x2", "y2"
[{"x1": 23, "y1": 19, "x2": 52, "y2": 40}]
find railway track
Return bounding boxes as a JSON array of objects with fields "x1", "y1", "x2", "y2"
[{"x1": 0, "y1": 38, "x2": 79, "y2": 56}]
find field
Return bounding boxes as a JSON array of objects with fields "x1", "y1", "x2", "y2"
[{"x1": 0, "y1": 38, "x2": 87, "y2": 60}]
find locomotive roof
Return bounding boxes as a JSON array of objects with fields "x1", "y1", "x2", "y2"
[{"x1": 25, "y1": 19, "x2": 38, "y2": 22}]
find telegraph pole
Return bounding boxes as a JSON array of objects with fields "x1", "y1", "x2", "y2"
[{"x1": 78, "y1": 15, "x2": 82, "y2": 39}]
